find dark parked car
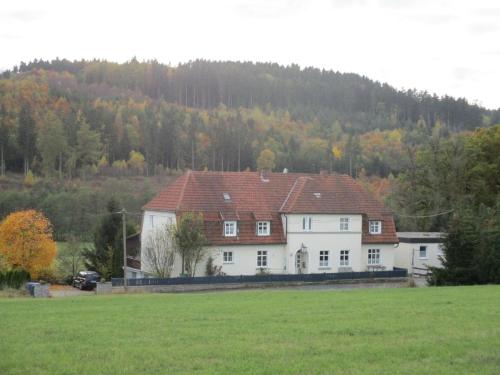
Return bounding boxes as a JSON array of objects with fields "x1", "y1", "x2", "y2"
[{"x1": 72, "y1": 271, "x2": 101, "y2": 290}]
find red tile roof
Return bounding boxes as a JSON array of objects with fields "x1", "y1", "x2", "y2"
[{"x1": 144, "y1": 171, "x2": 398, "y2": 245}]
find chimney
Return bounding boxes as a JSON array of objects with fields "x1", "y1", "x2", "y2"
[
  {"x1": 320, "y1": 170, "x2": 329, "y2": 177},
  {"x1": 260, "y1": 170, "x2": 270, "y2": 182}
]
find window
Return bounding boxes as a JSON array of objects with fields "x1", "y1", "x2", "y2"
[
  {"x1": 257, "y1": 250, "x2": 268, "y2": 267},
  {"x1": 302, "y1": 216, "x2": 312, "y2": 231},
  {"x1": 223, "y1": 192, "x2": 231, "y2": 201},
  {"x1": 340, "y1": 250, "x2": 350, "y2": 266},
  {"x1": 223, "y1": 251, "x2": 233, "y2": 263},
  {"x1": 369, "y1": 220, "x2": 382, "y2": 234},
  {"x1": 419, "y1": 246, "x2": 427, "y2": 259},
  {"x1": 149, "y1": 215, "x2": 154, "y2": 228},
  {"x1": 257, "y1": 221, "x2": 270, "y2": 236},
  {"x1": 368, "y1": 249, "x2": 381, "y2": 265},
  {"x1": 224, "y1": 221, "x2": 237, "y2": 237},
  {"x1": 340, "y1": 217, "x2": 349, "y2": 231},
  {"x1": 319, "y1": 251, "x2": 329, "y2": 267}
]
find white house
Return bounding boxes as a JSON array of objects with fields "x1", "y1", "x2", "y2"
[
  {"x1": 139, "y1": 170, "x2": 399, "y2": 277},
  {"x1": 395, "y1": 232, "x2": 445, "y2": 276}
]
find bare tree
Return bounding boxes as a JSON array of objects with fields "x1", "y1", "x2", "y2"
[{"x1": 144, "y1": 225, "x2": 176, "y2": 278}]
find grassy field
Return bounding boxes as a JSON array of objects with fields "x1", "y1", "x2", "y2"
[{"x1": 1, "y1": 286, "x2": 499, "y2": 375}]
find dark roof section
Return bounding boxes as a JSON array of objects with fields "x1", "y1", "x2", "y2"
[
  {"x1": 144, "y1": 171, "x2": 398, "y2": 245},
  {"x1": 397, "y1": 232, "x2": 445, "y2": 243}
]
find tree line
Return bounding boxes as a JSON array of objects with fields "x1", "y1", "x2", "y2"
[{"x1": 1, "y1": 59, "x2": 497, "y2": 181}]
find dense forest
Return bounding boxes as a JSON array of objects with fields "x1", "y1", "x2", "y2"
[{"x1": 0, "y1": 58, "x2": 499, "y2": 239}]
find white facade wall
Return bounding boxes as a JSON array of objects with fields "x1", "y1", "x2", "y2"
[
  {"x1": 140, "y1": 210, "x2": 176, "y2": 275},
  {"x1": 361, "y1": 244, "x2": 395, "y2": 271},
  {"x1": 395, "y1": 242, "x2": 444, "y2": 273},
  {"x1": 182, "y1": 245, "x2": 287, "y2": 277},
  {"x1": 285, "y1": 213, "x2": 363, "y2": 273},
  {"x1": 140, "y1": 211, "x2": 398, "y2": 277}
]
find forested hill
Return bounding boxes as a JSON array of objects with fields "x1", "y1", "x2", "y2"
[
  {"x1": 4, "y1": 59, "x2": 497, "y2": 132},
  {"x1": 1, "y1": 58, "x2": 499, "y2": 236},
  {"x1": 0, "y1": 58, "x2": 499, "y2": 180}
]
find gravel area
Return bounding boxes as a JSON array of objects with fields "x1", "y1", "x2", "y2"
[{"x1": 49, "y1": 285, "x2": 94, "y2": 297}]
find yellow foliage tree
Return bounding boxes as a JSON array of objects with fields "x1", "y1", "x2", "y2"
[
  {"x1": 0, "y1": 210, "x2": 57, "y2": 278},
  {"x1": 24, "y1": 169, "x2": 36, "y2": 187},
  {"x1": 257, "y1": 148, "x2": 276, "y2": 171},
  {"x1": 332, "y1": 145, "x2": 343, "y2": 160},
  {"x1": 128, "y1": 150, "x2": 145, "y2": 174}
]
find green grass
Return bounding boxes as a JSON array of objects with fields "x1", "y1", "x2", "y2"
[{"x1": 1, "y1": 286, "x2": 499, "y2": 375}]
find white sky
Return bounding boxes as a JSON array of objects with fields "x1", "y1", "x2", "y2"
[{"x1": 1, "y1": 0, "x2": 499, "y2": 109}]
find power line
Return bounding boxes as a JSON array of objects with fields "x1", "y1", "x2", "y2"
[{"x1": 394, "y1": 209, "x2": 454, "y2": 219}]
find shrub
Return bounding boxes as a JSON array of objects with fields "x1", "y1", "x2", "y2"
[
  {"x1": 205, "y1": 256, "x2": 222, "y2": 276},
  {"x1": 0, "y1": 269, "x2": 31, "y2": 289}
]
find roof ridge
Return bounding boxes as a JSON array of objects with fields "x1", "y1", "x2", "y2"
[{"x1": 176, "y1": 170, "x2": 192, "y2": 211}]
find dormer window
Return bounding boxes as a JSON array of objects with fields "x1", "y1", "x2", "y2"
[
  {"x1": 257, "y1": 221, "x2": 270, "y2": 236},
  {"x1": 223, "y1": 192, "x2": 231, "y2": 201},
  {"x1": 369, "y1": 220, "x2": 382, "y2": 234},
  {"x1": 224, "y1": 221, "x2": 237, "y2": 237}
]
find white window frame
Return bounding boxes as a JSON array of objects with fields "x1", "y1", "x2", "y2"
[
  {"x1": 340, "y1": 250, "x2": 350, "y2": 266},
  {"x1": 223, "y1": 251, "x2": 233, "y2": 263},
  {"x1": 368, "y1": 249, "x2": 381, "y2": 265},
  {"x1": 257, "y1": 250, "x2": 268, "y2": 268},
  {"x1": 224, "y1": 221, "x2": 237, "y2": 237},
  {"x1": 257, "y1": 221, "x2": 270, "y2": 236},
  {"x1": 302, "y1": 216, "x2": 312, "y2": 231},
  {"x1": 339, "y1": 217, "x2": 349, "y2": 231},
  {"x1": 419, "y1": 246, "x2": 428, "y2": 259},
  {"x1": 319, "y1": 250, "x2": 330, "y2": 267},
  {"x1": 369, "y1": 220, "x2": 382, "y2": 234}
]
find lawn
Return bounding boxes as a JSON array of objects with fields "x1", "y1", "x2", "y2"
[{"x1": 1, "y1": 286, "x2": 499, "y2": 375}]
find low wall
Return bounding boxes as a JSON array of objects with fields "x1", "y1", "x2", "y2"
[
  {"x1": 112, "y1": 268, "x2": 408, "y2": 288},
  {"x1": 96, "y1": 282, "x2": 113, "y2": 295},
  {"x1": 26, "y1": 282, "x2": 50, "y2": 298},
  {"x1": 112, "y1": 277, "x2": 408, "y2": 294}
]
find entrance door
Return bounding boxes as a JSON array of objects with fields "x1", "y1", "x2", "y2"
[{"x1": 295, "y1": 250, "x2": 308, "y2": 274}]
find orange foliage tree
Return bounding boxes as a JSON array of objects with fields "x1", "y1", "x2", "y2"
[{"x1": 0, "y1": 210, "x2": 57, "y2": 278}]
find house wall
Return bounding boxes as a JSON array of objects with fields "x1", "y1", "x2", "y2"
[
  {"x1": 361, "y1": 244, "x2": 396, "y2": 271},
  {"x1": 285, "y1": 214, "x2": 364, "y2": 273},
  {"x1": 182, "y1": 244, "x2": 287, "y2": 277},
  {"x1": 140, "y1": 211, "x2": 397, "y2": 277},
  {"x1": 140, "y1": 210, "x2": 176, "y2": 275},
  {"x1": 395, "y1": 242, "x2": 444, "y2": 273}
]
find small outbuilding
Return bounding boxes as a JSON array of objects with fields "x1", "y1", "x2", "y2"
[{"x1": 395, "y1": 232, "x2": 445, "y2": 276}]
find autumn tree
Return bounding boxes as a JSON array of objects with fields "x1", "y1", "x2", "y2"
[
  {"x1": 257, "y1": 148, "x2": 276, "y2": 171},
  {"x1": 128, "y1": 150, "x2": 145, "y2": 174},
  {"x1": 0, "y1": 210, "x2": 57, "y2": 279}
]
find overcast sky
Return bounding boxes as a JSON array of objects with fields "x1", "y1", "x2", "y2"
[{"x1": 1, "y1": 0, "x2": 499, "y2": 109}]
